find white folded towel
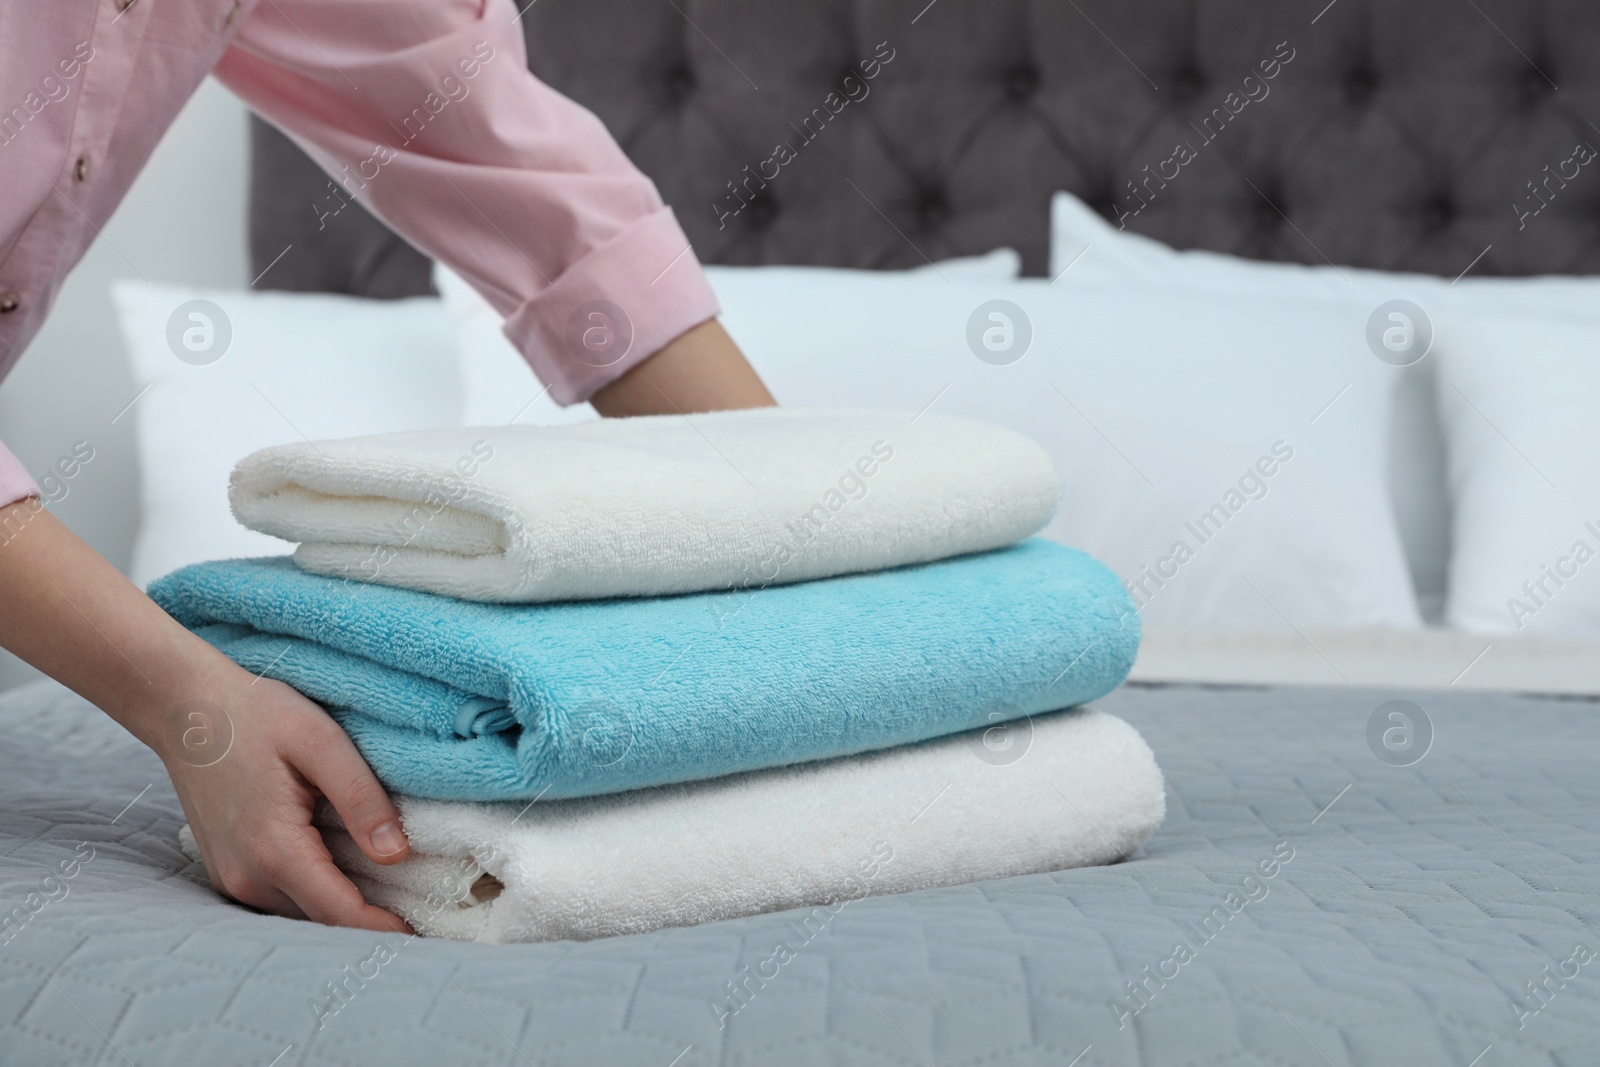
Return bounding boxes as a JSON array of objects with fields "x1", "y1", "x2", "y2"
[
  {"x1": 227, "y1": 407, "x2": 1058, "y2": 602},
  {"x1": 177, "y1": 708, "x2": 1164, "y2": 943}
]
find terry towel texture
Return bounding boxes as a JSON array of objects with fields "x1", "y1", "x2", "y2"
[
  {"x1": 180, "y1": 707, "x2": 1165, "y2": 943},
  {"x1": 149, "y1": 540, "x2": 1140, "y2": 801},
  {"x1": 226, "y1": 408, "x2": 1060, "y2": 602}
]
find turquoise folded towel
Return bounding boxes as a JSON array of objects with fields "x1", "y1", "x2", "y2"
[{"x1": 149, "y1": 539, "x2": 1139, "y2": 801}]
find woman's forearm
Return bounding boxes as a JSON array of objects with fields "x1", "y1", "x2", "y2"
[
  {"x1": 0, "y1": 501, "x2": 228, "y2": 748},
  {"x1": 590, "y1": 318, "x2": 776, "y2": 417},
  {"x1": 0, "y1": 499, "x2": 414, "y2": 930}
]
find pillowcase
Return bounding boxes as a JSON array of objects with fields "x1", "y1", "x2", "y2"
[
  {"x1": 701, "y1": 269, "x2": 1421, "y2": 628},
  {"x1": 1048, "y1": 191, "x2": 1600, "y2": 631},
  {"x1": 904, "y1": 247, "x2": 1022, "y2": 281},
  {"x1": 1435, "y1": 310, "x2": 1600, "y2": 635},
  {"x1": 1049, "y1": 191, "x2": 1600, "y2": 310},
  {"x1": 112, "y1": 283, "x2": 460, "y2": 588},
  {"x1": 437, "y1": 249, "x2": 1022, "y2": 427},
  {"x1": 1048, "y1": 193, "x2": 1452, "y2": 621}
]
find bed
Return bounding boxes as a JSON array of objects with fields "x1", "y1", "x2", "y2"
[
  {"x1": 6, "y1": 1, "x2": 1600, "y2": 1064},
  {"x1": 4, "y1": 680, "x2": 1597, "y2": 1066}
]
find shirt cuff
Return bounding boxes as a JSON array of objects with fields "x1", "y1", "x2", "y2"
[
  {"x1": 502, "y1": 208, "x2": 721, "y2": 405},
  {"x1": 0, "y1": 443, "x2": 38, "y2": 508}
]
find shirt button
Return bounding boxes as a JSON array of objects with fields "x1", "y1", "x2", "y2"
[
  {"x1": 74, "y1": 156, "x2": 89, "y2": 182},
  {"x1": 0, "y1": 291, "x2": 20, "y2": 314},
  {"x1": 224, "y1": 0, "x2": 243, "y2": 25}
]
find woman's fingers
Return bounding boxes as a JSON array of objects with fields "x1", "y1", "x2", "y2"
[
  {"x1": 204, "y1": 768, "x2": 412, "y2": 932},
  {"x1": 200, "y1": 844, "x2": 306, "y2": 920},
  {"x1": 268, "y1": 825, "x2": 412, "y2": 933},
  {"x1": 172, "y1": 676, "x2": 415, "y2": 930},
  {"x1": 292, "y1": 719, "x2": 412, "y2": 866}
]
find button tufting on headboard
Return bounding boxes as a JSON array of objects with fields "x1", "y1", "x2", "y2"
[
  {"x1": 1169, "y1": 65, "x2": 1206, "y2": 102},
  {"x1": 1343, "y1": 67, "x2": 1376, "y2": 107},
  {"x1": 1004, "y1": 64, "x2": 1040, "y2": 101},
  {"x1": 1252, "y1": 197, "x2": 1284, "y2": 230},
  {"x1": 664, "y1": 65, "x2": 697, "y2": 102},
  {"x1": 914, "y1": 188, "x2": 950, "y2": 229},
  {"x1": 248, "y1": 0, "x2": 1600, "y2": 293},
  {"x1": 1423, "y1": 194, "x2": 1457, "y2": 231},
  {"x1": 1519, "y1": 66, "x2": 1556, "y2": 103},
  {"x1": 744, "y1": 194, "x2": 779, "y2": 229}
]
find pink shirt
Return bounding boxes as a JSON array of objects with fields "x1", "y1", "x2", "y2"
[{"x1": 0, "y1": 0, "x2": 720, "y2": 506}]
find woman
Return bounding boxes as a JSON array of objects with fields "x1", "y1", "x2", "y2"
[{"x1": 0, "y1": 0, "x2": 774, "y2": 932}]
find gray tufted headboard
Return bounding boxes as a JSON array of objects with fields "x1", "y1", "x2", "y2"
[{"x1": 249, "y1": 0, "x2": 1600, "y2": 292}]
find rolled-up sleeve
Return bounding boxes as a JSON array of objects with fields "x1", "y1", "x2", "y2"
[
  {"x1": 214, "y1": 0, "x2": 720, "y2": 404},
  {"x1": 0, "y1": 446, "x2": 39, "y2": 509}
]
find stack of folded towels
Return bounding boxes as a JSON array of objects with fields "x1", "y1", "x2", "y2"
[{"x1": 161, "y1": 408, "x2": 1162, "y2": 943}]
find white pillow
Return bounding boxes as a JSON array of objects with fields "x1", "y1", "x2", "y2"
[
  {"x1": 1049, "y1": 190, "x2": 1600, "y2": 310},
  {"x1": 113, "y1": 283, "x2": 461, "y2": 588},
  {"x1": 1049, "y1": 193, "x2": 1453, "y2": 621},
  {"x1": 1048, "y1": 191, "x2": 1600, "y2": 627},
  {"x1": 1435, "y1": 310, "x2": 1600, "y2": 635},
  {"x1": 904, "y1": 247, "x2": 1022, "y2": 281},
  {"x1": 436, "y1": 249, "x2": 1022, "y2": 427},
  {"x1": 708, "y1": 269, "x2": 1420, "y2": 628}
]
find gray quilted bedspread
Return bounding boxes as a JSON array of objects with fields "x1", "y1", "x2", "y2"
[{"x1": 0, "y1": 678, "x2": 1595, "y2": 1067}]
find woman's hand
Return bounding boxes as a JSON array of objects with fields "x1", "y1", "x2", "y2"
[
  {"x1": 0, "y1": 504, "x2": 410, "y2": 931},
  {"x1": 162, "y1": 668, "x2": 413, "y2": 932}
]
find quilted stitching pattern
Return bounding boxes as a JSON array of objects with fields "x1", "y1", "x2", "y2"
[{"x1": 1, "y1": 678, "x2": 1596, "y2": 1066}]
